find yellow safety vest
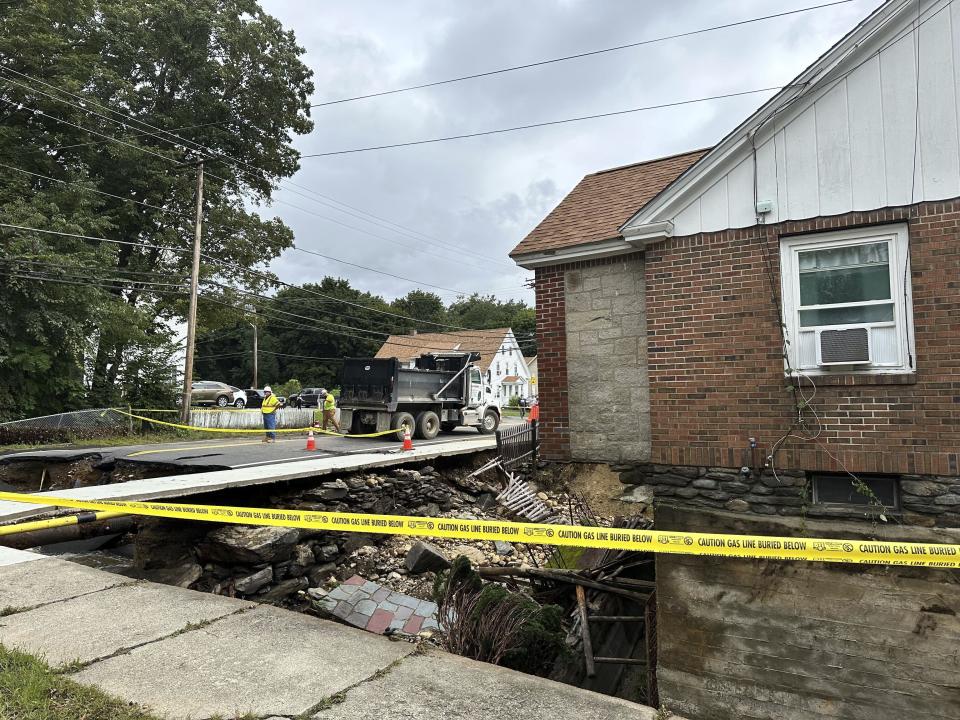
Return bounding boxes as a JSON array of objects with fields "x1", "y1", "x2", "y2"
[
  {"x1": 262, "y1": 394, "x2": 280, "y2": 414},
  {"x1": 323, "y1": 394, "x2": 336, "y2": 411}
]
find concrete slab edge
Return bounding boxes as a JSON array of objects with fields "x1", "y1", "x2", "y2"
[{"x1": 0, "y1": 438, "x2": 495, "y2": 522}]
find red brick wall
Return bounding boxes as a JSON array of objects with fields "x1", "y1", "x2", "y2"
[
  {"x1": 535, "y1": 200, "x2": 960, "y2": 474},
  {"x1": 645, "y1": 201, "x2": 960, "y2": 476},
  {"x1": 533, "y1": 264, "x2": 570, "y2": 460}
]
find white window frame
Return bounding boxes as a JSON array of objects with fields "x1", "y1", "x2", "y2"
[{"x1": 779, "y1": 224, "x2": 915, "y2": 376}]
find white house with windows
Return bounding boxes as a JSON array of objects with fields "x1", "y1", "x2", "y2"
[{"x1": 374, "y1": 328, "x2": 533, "y2": 401}]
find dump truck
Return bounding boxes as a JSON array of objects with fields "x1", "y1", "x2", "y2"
[{"x1": 338, "y1": 352, "x2": 501, "y2": 440}]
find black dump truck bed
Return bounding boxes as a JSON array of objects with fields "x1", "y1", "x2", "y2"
[{"x1": 339, "y1": 352, "x2": 478, "y2": 412}]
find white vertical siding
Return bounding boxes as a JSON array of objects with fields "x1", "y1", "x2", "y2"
[
  {"x1": 816, "y1": 83, "x2": 852, "y2": 215},
  {"x1": 666, "y1": 0, "x2": 960, "y2": 236},
  {"x1": 786, "y1": 106, "x2": 821, "y2": 218},
  {"x1": 918, "y1": 8, "x2": 960, "y2": 196},
  {"x1": 699, "y1": 177, "x2": 729, "y2": 229},
  {"x1": 847, "y1": 54, "x2": 887, "y2": 209}
]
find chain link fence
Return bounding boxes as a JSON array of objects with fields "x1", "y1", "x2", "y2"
[{"x1": 0, "y1": 408, "x2": 133, "y2": 445}]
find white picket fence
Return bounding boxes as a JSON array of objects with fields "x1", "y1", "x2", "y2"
[{"x1": 187, "y1": 408, "x2": 316, "y2": 430}]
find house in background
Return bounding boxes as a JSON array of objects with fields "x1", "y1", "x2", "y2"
[
  {"x1": 511, "y1": 1, "x2": 960, "y2": 717},
  {"x1": 524, "y1": 355, "x2": 537, "y2": 397},
  {"x1": 374, "y1": 329, "x2": 532, "y2": 401}
]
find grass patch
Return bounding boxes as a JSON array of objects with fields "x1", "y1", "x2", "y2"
[
  {"x1": 0, "y1": 643, "x2": 161, "y2": 719},
  {"x1": 0, "y1": 606, "x2": 27, "y2": 618}
]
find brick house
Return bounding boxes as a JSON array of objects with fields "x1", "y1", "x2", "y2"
[
  {"x1": 512, "y1": 1, "x2": 960, "y2": 717},
  {"x1": 513, "y1": 0, "x2": 960, "y2": 525}
]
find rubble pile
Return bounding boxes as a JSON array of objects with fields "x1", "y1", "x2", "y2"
[{"x1": 134, "y1": 463, "x2": 573, "y2": 607}]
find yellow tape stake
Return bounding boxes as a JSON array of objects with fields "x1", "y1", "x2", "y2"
[
  {"x1": 110, "y1": 408, "x2": 400, "y2": 438},
  {"x1": 1, "y1": 491, "x2": 957, "y2": 568}
]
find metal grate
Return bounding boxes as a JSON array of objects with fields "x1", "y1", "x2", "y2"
[{"x1": 819, "y1": 327, "x2": 870, "y2": 364}]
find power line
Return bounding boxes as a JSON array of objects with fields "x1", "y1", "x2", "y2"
[
  {"x1": 290, "y1": 244, "x2": 471, "y2": 295},
  {"x1": 9, "y1": 268, "x2": 536, "y2": 352},
  {"x1": 0, "y1": 66, "x2": 513, "y2": 269},
  {"x1": 301, "y1": 86, "x2": 786, "y2": 157},
  {"x1": 308, "y1": 0, "x2": 857, "y2": 108},
  {"x1": 0, "y1": 221, "x2": 536, "y2": 340},
  {"x1": 0, "y1": 96, "x2": 181, "y2": 165},
  {"x1": 0, "y1": 156, "x2": 509, "y2": 290},
  {"x1": 4, "y1": 90, "x2": 512, "y2": 274}
]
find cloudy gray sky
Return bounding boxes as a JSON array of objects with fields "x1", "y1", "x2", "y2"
[{"x1": 259, "y1": 0, "x2": 879, "y2": 305}]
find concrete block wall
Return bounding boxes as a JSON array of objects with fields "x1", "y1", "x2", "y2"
[
  {"x1": 654, "y1": 504, "x2": 960, "y2": 720},
  {"x1": 564, "y1": 256, "x2": 650, "y2": 464}
]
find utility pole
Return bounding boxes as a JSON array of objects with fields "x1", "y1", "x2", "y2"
[
  {"x1": 180, "y1": 160, "x2": 204, "y2": 424},
  {"x1": 250, "y1": 320, "x2": 258, "y2": 388}
]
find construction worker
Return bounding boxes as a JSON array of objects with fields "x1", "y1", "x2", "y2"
[
  {"x1": 322, "y1": 389, "x2": 341, "y2": 434},
  {"x1": 261, "y1": 385, "x2": 280, "y2": 442}
]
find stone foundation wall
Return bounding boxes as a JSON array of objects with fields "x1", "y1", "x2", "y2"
[{"x1": 618, "y1": 463, "x2": 960, "y2": 527}]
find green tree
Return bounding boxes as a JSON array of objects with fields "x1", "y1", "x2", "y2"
[
  {"x1": 390, "y1": 290, "x2": 448, "y2": 333},
  {"x1": 262, "y1": 279, "x2": 394, "y2": 389},
  {"x1": 0, "y1": 0, "x2": 313, "y2": 418},
  {"x1": 447, "y1": 294, "x2": 537, "y2": 356}
]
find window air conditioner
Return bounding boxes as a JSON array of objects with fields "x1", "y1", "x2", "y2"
[{"x1": 817, "y1": 327, "x2": 871, "y2": 366}]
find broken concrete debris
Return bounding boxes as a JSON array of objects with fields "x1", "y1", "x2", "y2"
[
  {"x1": 196, "y1": 525, "x2": 298, "y2": 565},
  {"x1": 404, "y1": 541, "x2": 451, "y2": 574},
  {"x1": 133, "y1": 462, "x2": 571, "y2": 632}
]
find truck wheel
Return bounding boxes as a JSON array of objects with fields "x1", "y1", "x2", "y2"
[
  {"x1": 415, "y1": 411, "x2": 440, "y2": 440},
  {"x1": 478, "y1": 409, "x2": 500, "y2": 434},
  {"x1": 391, "y1": 412, "x2": 416, "y2": 442}
]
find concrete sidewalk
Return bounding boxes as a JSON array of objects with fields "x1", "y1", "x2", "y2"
[{"x1": 0, "y1": 547, "x2": 663, "y2": 720}]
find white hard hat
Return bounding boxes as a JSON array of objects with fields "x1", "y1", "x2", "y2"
[{"x1": 264, "y1": 386, "x2": 272, "y2": 392}]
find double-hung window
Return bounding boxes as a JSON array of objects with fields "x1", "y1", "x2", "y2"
[{"x1": 780, "y1": 225, "x2": 914, "y2": 374}]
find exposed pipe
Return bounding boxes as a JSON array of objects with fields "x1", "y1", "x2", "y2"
[{"x1": 0, "y1": 511, "x2": 129, "y2": 541}]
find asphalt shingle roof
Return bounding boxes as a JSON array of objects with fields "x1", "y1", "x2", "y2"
[
  {"x1": 374, "y1": 330, "x2": 511, "y2": 373},
  {"x1": 510, "y1": 148, "x2": 709, "y2": 258}
]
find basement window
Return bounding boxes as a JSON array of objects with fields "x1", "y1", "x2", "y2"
[
  {"x1": 811, "y1": 473, "x2": 900, "y2": 510},
  {"x1": 780, "y1": 225, "x2": 915, "y2": 374}
]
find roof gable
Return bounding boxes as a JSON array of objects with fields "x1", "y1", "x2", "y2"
[
  {"x1": 374, "y1": 329, "x2": 512, "y2": 372},
  {"x1": 623, "y1": 0, "x2": 953, "y2": 240},
  {"x1": 510, "y1": 149, "x2": 708, "y2": 259}
]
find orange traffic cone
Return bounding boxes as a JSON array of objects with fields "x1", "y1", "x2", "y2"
[
  {"x1": 306, "y1": 430, "x2": 316, "y2": 451},
  {"x1": 402, "y1": 427, "x2": 414, "y2": 451}
]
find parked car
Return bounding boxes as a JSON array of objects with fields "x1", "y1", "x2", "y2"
[
  {"x1": 243, "y1": 389, "x2": 287, "y2": 409},
  {"x1": 186, "y1": 381, "x2": 242, "y2": 408},
  {"x1": 289, "y1": 387, "x2": 326, "y2": 409},
  {"x1": 228, "y1": 387, "x2": 247, "y2": 408}
]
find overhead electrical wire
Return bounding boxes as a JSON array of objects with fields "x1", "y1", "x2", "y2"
[
  {"x1": 301, "y1": 86, "x2": 786, "y2": 157},
  {"x1": 0, "y1": 222, "x2": 537, "y2": 341},
  {"x1": 0, "y1": 66, "x2": 513, "y2": 269},
  {"x1": 0, "y1": 157, "x2": 511, "y2": 293},
  {"x1": 0, "y1": 1, "x2": 860, "y2": 273},
  {"x1": 10, "y1": 268, "x2": 537, "y2": 355},
  {"x1": 1, "y1": 88, "x2": 515, "y2": 274},
  {"x1": 307, "y1": 0, "x2": 858, "y2": 107}
]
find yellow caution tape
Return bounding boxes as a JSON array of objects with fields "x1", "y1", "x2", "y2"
[
  {"x1": 0, "y1": 491, "x2": 956, "y2": 568},
  {"x1": 110, "y1": 408, "x2": 400, "y2": 438}
]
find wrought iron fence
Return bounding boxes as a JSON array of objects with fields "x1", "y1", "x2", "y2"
[{"x1": 495, "y1": 419, "x2": 538, "y2": 470}]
